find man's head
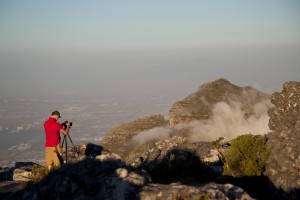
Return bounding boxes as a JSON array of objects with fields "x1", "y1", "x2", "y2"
[{"x1": 51, "y1": 111, "x2": 61, "y2": 119}]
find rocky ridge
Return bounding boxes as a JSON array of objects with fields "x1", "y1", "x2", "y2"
[{"x1": 100, "y1": 115, "x2": 166, "y2": 158}]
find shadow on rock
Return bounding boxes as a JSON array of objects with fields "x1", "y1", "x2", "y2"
[{"x1": 137, "y1": 147, "x2": 218, "y2": 184}]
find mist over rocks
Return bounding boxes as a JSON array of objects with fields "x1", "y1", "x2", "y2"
[
  {"x1": 100, "y1": 115, "x2": 167, "y2": 159},
  {"x1": 168, "y1": 78, "x2": 272, "y2": 142},
  {"x1": 101, "y1": 78, "x2": 272, "y2": 162},
  {"x1": 266, "y1": 81, "x2": 300, "y2": 198}
]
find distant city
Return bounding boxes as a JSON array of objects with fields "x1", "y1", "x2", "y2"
[{"x1": 0, "y1": 92, "x2": 178, "y2": 167}]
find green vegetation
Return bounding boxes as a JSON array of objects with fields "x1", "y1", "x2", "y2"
[
  {"x1": 211, "y1": 137, "x2": 224, "y2": 148},
  {"x1": 194, "y1": 192, "x2": 209, "y2": 200},
  {"x1": 30, "y1": 164, "x2": 50, "y2": 182},
  {"x1": 223, "y1": 134, "x2": 270, "y2": 177}
]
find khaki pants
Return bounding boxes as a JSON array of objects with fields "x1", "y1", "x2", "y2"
[{"x1": 45, "y1": 144, "x2": 62, "y2": 168}]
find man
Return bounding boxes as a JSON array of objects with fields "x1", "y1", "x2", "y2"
[{"x1": 44, "y1": 110, "x2": 70, "y2": 170}]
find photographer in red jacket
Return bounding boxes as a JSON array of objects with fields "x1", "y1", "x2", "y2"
[{"x1": 44, "y1": 111, "x2": 70, "y2": 170}]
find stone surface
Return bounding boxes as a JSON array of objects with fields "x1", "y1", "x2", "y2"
[
  {"x1": 12, "y1": 168, "x2": 31, "y2": 182},
  {"x1": 169, "y1": 78, "x2": 270, "y2": 126},
  {"x1": 139, "y1": 182, "x2": 254, "y2": 200},
  {"x1": 101, "y1": 115, "x2": 167, "y2": 159},
  {"x1": 266, "y1": 81, "x2": 300, "y2": 198},
  {"x1": 0, "y1": 181, "x2": 25, "y2": 199},
  {"x1": 126, "y1": 135, "x2": 187, "y2": 166}
]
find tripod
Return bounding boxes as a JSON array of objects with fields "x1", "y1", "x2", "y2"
[{"x1": 61, "y1": 131, "x2": 79, "y2": 163}]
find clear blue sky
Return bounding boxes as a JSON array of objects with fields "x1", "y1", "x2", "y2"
[{"x1": 0, "y1": 0, "x2": 299, "y2": 96}]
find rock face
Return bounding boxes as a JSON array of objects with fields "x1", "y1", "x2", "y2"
[
  {"x1": 169, "y1": 78, "x2": 270, "y2": 126},
  {"x1": 266, "y1": 81, "x2": 300, "y2": 197},
  {"x1": 101, "y1": 115, "x2": 167, "y2": 159}
]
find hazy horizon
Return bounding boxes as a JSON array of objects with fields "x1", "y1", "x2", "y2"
[{"x1": 1, "y1": 1, "x2": 299, "y2": 98}]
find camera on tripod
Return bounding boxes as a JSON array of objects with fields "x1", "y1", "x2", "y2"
[{"x1": 61, "y1": 121, "x2": 73, "y2": 129}]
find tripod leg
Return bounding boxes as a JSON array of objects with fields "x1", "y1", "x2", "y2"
[
  {"x1": 65, "y1": 135, "x2": 68, "y2": 163},
  {"x1": 61, "y1": 135, "x2": 65, "y2": 147},
  {"x1": 66, "y1": 132, "x2": 80, "y2": 156}
]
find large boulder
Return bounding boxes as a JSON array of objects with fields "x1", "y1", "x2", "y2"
[
  {"x1": 266, "y1": 81, "x2": 300, "y2": 198},
  {"x1": 101, "y1": 115, "x2": 167, "y2": 159},
  {"x1": 61, "y1": 142, "x2": 105, "y2": 163},
  {"x1": 126, "y1": 135, "x2": 223, "y2": 171}
]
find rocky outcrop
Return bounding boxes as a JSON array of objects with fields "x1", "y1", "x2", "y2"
[
  {"x1": 126, "y1": 135, "x2": 187, "y2": 166},
  {"x1": 139, "y1": 182, "x2": 253, "y2": 200},
  {"x1": 9, "y1": 155, "x2": 151, "y2": 200},
  {"x1": 169, "y1": 78, "x2": 270, "y2": 126},
  {"x1": 101, "y1": 115, "x2": 167, "y2": 159},
  {"x1": 266, "y1": 81, "x2": 300, "y2": 198}
]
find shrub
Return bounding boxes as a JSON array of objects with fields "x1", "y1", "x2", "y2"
[
  {"x1": 19, "y1": 165, "x2": 50, "y2": 190},
  {"x1": 211, "y1": 137, "x2": 224, "y2": 148},
  {"x1": 223, "y1": 134, "x2": 270, "y2": 177}
]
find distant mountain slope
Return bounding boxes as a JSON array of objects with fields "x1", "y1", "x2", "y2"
[{"x1": 169, "y1": 78, "x2": 270, "y2": 125}]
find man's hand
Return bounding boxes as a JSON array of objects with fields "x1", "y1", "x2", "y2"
[{"x1": 65, "y1": 121, "x2": 71, "y2": 129}]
